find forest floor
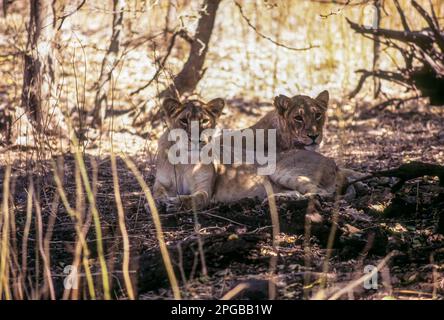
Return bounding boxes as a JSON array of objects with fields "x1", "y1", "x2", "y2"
[{"x1": 1, "y1": 99, "x2": 443, "y2": 300}]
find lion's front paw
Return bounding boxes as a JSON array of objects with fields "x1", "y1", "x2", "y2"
[
  {"x1": 144, "y1": 199, "x2": 170, "y2": 215},
  {"x1": 165, "y1": 196, "x2": 188, "y2": 211},
  {"x1": 175, "y1": 195, "x2": 198, "y2": 211},
  {"x1": 145, "y1": 195, "x2": 205, "y2": 214}
]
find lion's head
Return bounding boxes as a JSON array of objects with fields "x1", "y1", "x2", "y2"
[
  {"x1": 163, "y1": 97, "x2": 225, "y2": 145},
  {"x1": 273, "y1": 90, "x2": 329, "y2": 151}
]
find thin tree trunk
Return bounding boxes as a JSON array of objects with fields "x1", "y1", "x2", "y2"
[
  {"x1": 161, "y1": 0, "x2": 221, "y2": 98},
  {"x1": 372, "y1": 0, "x2": 381, "y2": 98},
  {"x1": 92, "y1": 0, "x2": 125, "y2": 127},
  {"x1": 21, "y1": 0, "x2": 56, "y2": 133},
  {"x1": 0, "y1": 99, "x2": 13, "y2": 145}
]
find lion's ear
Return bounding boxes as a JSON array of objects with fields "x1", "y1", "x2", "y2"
[
  {"x1": 162, "y1": 98, "x2": 182, "y2": 118},
  {"x1": 207, "y1": 98, "x2": 225, "y2": 118},
  {"x1": 274, "y1": 95, "x2": 291, "y2": 115},
  {"x1": 315, "y1": 90, "x2": 329, "y2": 108}
]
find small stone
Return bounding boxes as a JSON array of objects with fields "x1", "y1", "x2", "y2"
[
  {"x1": 438, "y1": 130, "x2": 444, "y2": 143},
  {"x1": 343, "y1": 185, "x2": 356, "y2": 201},
  {"x1": 354, "y1": 181, "x2": 370, "y2": 194}
]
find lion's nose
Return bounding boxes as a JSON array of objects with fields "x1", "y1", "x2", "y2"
[{"x1": 308, "y1": 134, "x2": 319, "y2": 142}]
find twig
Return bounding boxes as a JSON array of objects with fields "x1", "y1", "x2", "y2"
[
  {"x1": 130, "y1": 31, "x2": 183, "y2": 96},
  {"x1": 411, "y1": 0, "x2": 444, "y2": 53},
  {"x1": 234, "y1": 1, "x2": 317, "y2": 52},
  {"x1": 345, "y1": 161, "x2": 444, "y2": 191},
  {"x1": 349, "y1": 69, "x2": 410, "y2": 98},
  {"x1": 57, "y1": 0, "x2": 87, "y2": 31},
  {"x1": 393, "y1": 0, "x2": 410, "y2": 32},
  {"x1": 307, "y1": 0, "x2": 369, "y2": 4},
  {"x1": 319, "y1": 0, "x2": 351, "y2": 19},
  {"x1": 346, "y1": 18, "x2": 434, "y2": 51},
  {"x1": 201, "y1": 211, "x2": 248, "y2": 227}
]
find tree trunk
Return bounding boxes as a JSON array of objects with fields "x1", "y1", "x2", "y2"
[
  {"x1": 0, "y1": 97, "x2": 13, "y2": 145},
  {"x1": 161, "y1": 0, "x2": 221, "y2": 98},
  {"x1": 92, "y1": 0, "x2": 125, "y2": 127},
  {"x1": 372, "y1": 0, "x2": 381, "y2": 98},
  {"x1": 21, "y1": 0, "x2": 56, "y2": 133}
]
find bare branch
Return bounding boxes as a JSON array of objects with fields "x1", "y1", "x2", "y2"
[
  {"x1": 393, "y1": 0, "x2": 410, "y2": 32},
  {"x1": 319, "y1": 0, "x2": 351, "y2": 19},
  {"x1": 411, "y1": 0, "x2": 444, "y2": 53},
  {"x1": 91, "y1": 0, "x2": 125, "y2": 126},
  {"x1": 234, "y1": 1, "x2": 318, "y2": 52},
  {"x1": 346, "y1": 17, "x2": 435, "y2": 51},
  {"x1": 429, "y1": 0, "x2": 440, "y2": 31},
  {"x1": 349, "y1": 69, "x2": 410, "y2": 98},
  {"x1": 130, "y1": 31, "x2": 181, "y2": 96},
  {"x1": 305, "y1": 0, "x2": 370, "y2": 4},
  {"x1": 57, "y1": 0, "x2": 87, "y2": 31}
]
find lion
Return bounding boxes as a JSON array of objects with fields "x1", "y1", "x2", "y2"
[
  {"x1": 211, "y1": 90, "x2": 358, "y2": 203},
  {"x1": 260, "y1": 90, "x2": 365, "y2": 183},
  {"x1": 152, "y1": 97, "x2": 225, "y2": 210},
  {"x1": 249, "y1": 90, "x2": 330, "y2": 152}
]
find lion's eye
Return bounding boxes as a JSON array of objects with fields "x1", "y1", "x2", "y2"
[
  {"x1": 315, "y1": 113, "x2": 323, "y2": 120},
  {"x1": 180, "y1": 118, "x2": 188, "y2": 125},
  {"x1": 294, "y1": 116, "x2": 304, "y2": 122},
  {"x1": 201, "y1": 118, "x2": 210, "y2": 126}
]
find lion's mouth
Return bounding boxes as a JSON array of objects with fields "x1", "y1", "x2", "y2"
[{"x1": 303, "y1": 143, "x2": 320, "y2": 151}]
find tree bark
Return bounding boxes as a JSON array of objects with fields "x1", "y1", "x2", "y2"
[
  {"x1": 372, "y1": 0, "x2": 381, "y2": 98},
  {"x1": 92, "y1": 0, "x2": 125, "y2": 127},
  {"x1": 21, "y1": 0, "x2": 56, "y2": 133},
  {"x1": 0, "y1": 100, "x2": 13, "y2": 145},
  {"x1": 161, "y1": 0, "x2": 221, "y2": 98}
]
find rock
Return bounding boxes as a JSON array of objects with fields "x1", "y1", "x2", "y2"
[
  {"x1": 438, "y1": 130, "x2": 444, "y2": 143},
  {"x1": 343, "y1": 185, "x2": 357, "y2": 201},
  {"x1": 354, "y1": 181, "x2": 370, "y2": 195}
]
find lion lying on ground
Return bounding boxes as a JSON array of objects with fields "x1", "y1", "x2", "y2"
[{"x1": 212, "y1": 91, "x2": 347, "y2": 203}]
